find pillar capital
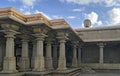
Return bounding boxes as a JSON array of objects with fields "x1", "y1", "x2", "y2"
[
  {"x1": 1, "y1": 24, "x2": 19, "y2": 31},
  {"x1": 32, "y1": 25, "x2": 49, "y2": 34},
  {"x1": 33, "y1": 33, "x2": 47, "y2": 41},
  {"x1": 56, "y1": 32, "x2": 68, "y2": 42},
  {"x1": 72, "y1": 41, "x2": 79, "y2": 48},
  {"x1": 97, "y1": 43, "x2": 106, "y2": 48}
]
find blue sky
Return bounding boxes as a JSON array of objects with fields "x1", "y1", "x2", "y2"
[{"x1": 0, "y1": 0, "x2": 120, "y2": 28}]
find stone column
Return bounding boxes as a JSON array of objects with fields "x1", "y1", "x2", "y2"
[
  {"x1": 1, "y1": 24, "x2": 19, "y2": 73},
  {"x1": 78, "y1": 45, "x2": 82, "y2": 66},
  {"x1": 53, "y1": 43, "x2": 58, "y2": 69},
  {"x1": 2, "y1": 31, "x2": 18, "y2": 73},
  {"x1": 57, "y1": 33, "x2": 67, "y2": 70},
  {"x1": 33, "y1": 34, "x2": 46, "y2": 71},
  {"x1": 20, "y1": 36, "x2": 30, "y2": 71},
  {"x1": 31, "y1": 40, "x2": 37, "y2": 69},
  {"x1": 98, "y1": 43, "x2": 105, "y2": 64},
  {"x1": 45, "y1": 40, "x2": 53, "y2": 70},
  {"x1": 72, "y1": 42, "x2": 78, "y2": 67}
]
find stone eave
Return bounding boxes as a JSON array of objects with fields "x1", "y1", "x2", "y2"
[
  {"x1": 0, "y1": 7, "x2": 52, "y2": 26},
  {"x1": 52, "y1": 25, "x2": 82, "y2": 41},
  {"x1": 82, "y1": 38, "x2": 120, "y2": 42},
  {"x1": 0, "y1": 15, "x2": 52, "y2": 29},
  {"x1": 75, "y1": 25, "x2": 120, "y2": 32}
]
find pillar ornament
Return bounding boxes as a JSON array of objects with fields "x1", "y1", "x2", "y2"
[
  {"x1": 45, "y1": 39, "x2": 53, "y2": 70},
  {"x1": 1, "y1": 24, "x2": 20, "y2": 73},
  {"x1": 20, "y1": 35, "x2": 30, "y2": 71},
  {"x1": 32, "y1": 33, "x2": 47, "y2": 72},
  {"x1": 57, "y1": 32, "x2": 68, "y2": 70},
  {"x1": 97, "y1": 43, "x2": 106, "y2": 64},
  {"x1": 72, "y1": 41, "x2": 79, "y2": 67}
]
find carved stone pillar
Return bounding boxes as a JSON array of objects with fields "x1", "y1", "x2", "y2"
[
  {"x1": 45, "y1": 40, "x2": 53, "y2": 70},
  {"x1": 1, "y1": 24, "x2": 19, "y2": 73},
  {"x1": 31, "y1": 40, "x2": 37, "y2": 69},
  {"x1": 32, "y1": 25, "x2": 49, "y2": 71},
  {"x1": 33, "y1": 34, "x2": 47, "y2": 71},
  {"x1": 97, "y1": 43, "x2": 105, "y2": 64},
  {"x1": 57, "y1": 32, "x2": 68, "y2": 70},
  {"x1": 20, "y1": 35, "x2": 30, "y2": 71},
  {"x1": 78, "y1": 45, "x2": 82, "y2": 66},
  {"x1": 72, "y1": 42, "x2": 78, "y2": 67},
  {"x1": 52, "y1": 43, "x2": 58, "y2": 69}
]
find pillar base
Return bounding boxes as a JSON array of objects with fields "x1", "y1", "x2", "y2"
[
  {"x1": 2, "y1": 57, "x2": 18, "y2": 73},
  {"x1": 53, "y1": 58, "x2": 58, "y2": 69},
  {"x1": 72, "y1": 57, "x2": 78, "y2": 67},
  {"x1": 45, "y1": 57, "x2": 53, "y2": 70},
  {"x1": 57, "y1": 57, "x2": 67, "y2": 70},
  {"x1": 19, "y1": 57, "x2": 30, "y2": 71},
  {"x1": 33, "y1": 56, "x2": 45, "y2": 72},
  {"x1": 31, "y1": 57, "x2": 35, "y2": 69}
]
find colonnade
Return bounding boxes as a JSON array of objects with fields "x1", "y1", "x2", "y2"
[{"x1": 0, "y1": 24, "x2": 106, "y2": 73}]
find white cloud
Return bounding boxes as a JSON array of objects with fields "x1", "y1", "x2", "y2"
[
  {"x1": 73, "y1": 7, "x2": 85, "y2": 12},
  {"x1": 24, "y1": 11, "x2": 31, "y2": 15},
  {"x1": 59, "y1": 0, "x2": 120, "y2": 7},
  {"x1": 59, "y1": 0, "x2": 100, "y2": 5},
  {"x1": 34, "y1": 10, "x2": 51, "y2": 20},
  {"x1": 67, "y1": 16, "x2": 76, "y2": 19},
  {"x1": 8, "y1": 0, "x2": 39, "y2": 8},
  {"x1": 108, "y1": 8, "x2": 120, "y2": 25},
  {"x1": 51, "y1": 15, "x2": 63, "y2": 19},
  {"x1": 84, "y1": 12, "x2": 102, "y2": 26},
  {"x1": 104, "y1": 0, "x2": 120, "y2": 7},
  {"x1": 21, "y1": 0, "x2": 37, "y2": 8}
]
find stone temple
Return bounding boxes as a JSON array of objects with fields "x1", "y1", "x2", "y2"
[{"x1": 0, "y1": 7, "x2": 120, "y2": 76}]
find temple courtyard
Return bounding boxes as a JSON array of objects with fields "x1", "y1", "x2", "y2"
[{"x1": 0, "y1": 7, "x2": 120, "y2": 76}]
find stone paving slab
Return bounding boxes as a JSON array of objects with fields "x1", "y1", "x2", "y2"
[{"x1": 80, "y1": 73, "x2": 120, "y2": 76}]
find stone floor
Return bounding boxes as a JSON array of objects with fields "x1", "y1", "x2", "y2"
[{"x1": 80, "y1": 73, "x2": 120, "y2": 76}]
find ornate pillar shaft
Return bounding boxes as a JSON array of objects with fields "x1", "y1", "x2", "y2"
[
  {"x1": 45, "y1": 41, "x2": 53, "y2": 70},
  {"x1": 53, "y1": 44, "x2": 58, "y2": 69},
  {"x1": 1, "y1": 24, "x2": 19, "y2": 73},
  {"x1": 31, "y1": 40, "x2": 37, "y2": 69},
  {"x1": 2, "y1": 31, "x2": 18, "y2": 73},
  {"x1": 78, "y1": 45, "x2": 82, "y2": 66},
  {"x1": 33, "y1": 35, "x2": 46, "y2": 71},
  {"x1": 57, "y1": 39, "x2": 67, "y2": 70},
  {"x1": 98, "y1": 43, "x2": 105, "y2": 64},
  {"x1": 20, "y1": 38, "x2": 30, "y2": 71},
  {"x1": 72, "y1": 43, "x2": 78, "y2": 67},
  {"x1": 100, "y1": 46, "x2": 104, "y2": 63}
]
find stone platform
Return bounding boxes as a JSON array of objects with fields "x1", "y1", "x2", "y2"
[{"x1": 0, "y1": 68, "x2": 81, "y2": 76}]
